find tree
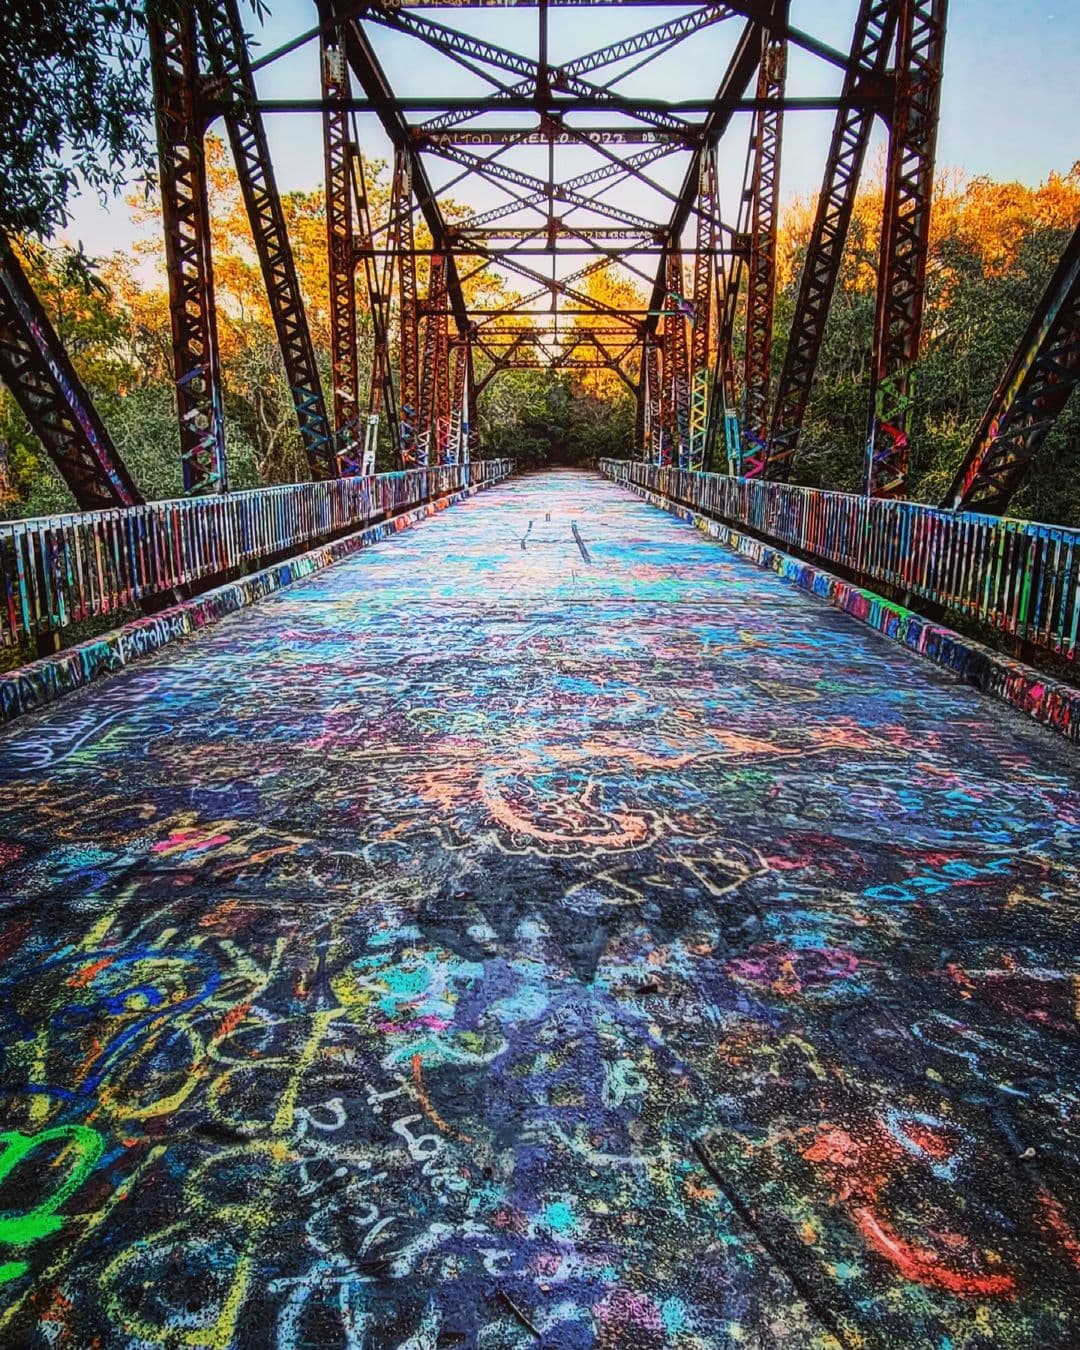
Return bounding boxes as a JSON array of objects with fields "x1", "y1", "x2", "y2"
[
  {"x1": 774, "y1": 165, "x2": 1080, "y2": 523},
  {"x1": 0, "y1": 0, "x2": 154, "y2": 238}
]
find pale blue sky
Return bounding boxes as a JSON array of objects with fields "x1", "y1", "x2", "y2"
[{"x1": 62, "y1": 0, "x2": 1078, "y2": 271}]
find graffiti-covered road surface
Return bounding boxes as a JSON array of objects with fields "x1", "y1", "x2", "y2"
[{"x1": 1, "y1": 469, "x2": 1079, "y2": 1348}]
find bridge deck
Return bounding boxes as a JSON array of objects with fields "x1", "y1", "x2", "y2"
[{"x1": 1, "y1": 469, "x2": 1078, "y2": 1346}]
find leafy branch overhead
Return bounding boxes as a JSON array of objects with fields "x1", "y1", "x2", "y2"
[{"x1": 0, "y1": 0, "x2": 266, "y2": 238}]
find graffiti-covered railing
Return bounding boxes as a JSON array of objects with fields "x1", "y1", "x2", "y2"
[
  {"x1": 1, "y1": 460, "x2": 514, "y2": 648},
  {"x1": 601, "y1": 459, "x2": 1080, "y2": 661}
]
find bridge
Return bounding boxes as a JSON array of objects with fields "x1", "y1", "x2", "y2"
[{"x1": 1, "y1": 0, "x2": 1080, "y2": 1346}]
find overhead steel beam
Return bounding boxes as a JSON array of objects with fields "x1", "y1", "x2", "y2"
[
  {"x1": 366, "y1": 0, "x2": 851, "y2": 72},
  {"x1": 384, "y1": 6, "x2": 697, "y2": 139},
  {"x1": 644, "y1": 8, "x2": 776, "y2": 331},
  {"x1": 428, "y1": 144, "x2": 659, "y2": 233},
  {"x1": 231, "y1": 96, "x2": 885, "y2": 115},
  {"x1": 334, "y1": 3, "x2": 470, "y2": 337},
  {"x1": 451, "y1": 145, "x2": 676, "y2": 234}
]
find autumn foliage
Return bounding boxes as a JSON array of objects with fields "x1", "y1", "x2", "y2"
[{"x1": 1, "y1": 154, "x2": 1077, "y2": 524}]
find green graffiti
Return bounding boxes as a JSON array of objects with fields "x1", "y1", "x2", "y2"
[{"x1": 0, "y1": 1126, "x2": 105, "y2": 1249}]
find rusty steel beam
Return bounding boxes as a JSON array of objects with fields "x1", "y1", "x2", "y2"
[
  {"x1": 740, "y1": 32, "x2": 786, "y2": 476},
  {"x1": 418, "y1": 253, "x2": 450, "y2": 466},
  {"x1": 663, "y1": 250, "x2": 692, "y2": 467},
  {"x1": 448, "y1": 337, "x2": 470, "y2": 462},
  {"x1": 644, "y1": 10, "x2": 772, "y2": 331},
  {"x1": 148, "y1": 3, "x2": 227, "y2": 494},
  {"x1": 334, "y1": 3, "x2": 470, "y2": 337},
  {"x1": 864, "y1": 0, "x2": 947, "y2": 498},
  {"x1": 0, "y1": 240, "x2": 141, "y2": 509},
  {"x1": 945, "y1": 222, "x2": 1080, "y2": 515},
  {"x1": 351, "y1": 143, "x2": 400, "y2": 463},
  {"x1": 198, "y1": 0, "x2": 337, "y2": 480},
  {"x1": 763, "y1": 0, "x2": 899, "y2": 481},
  {"x1": 645, "y1": 337, "x2": 662, "y2": 461},
  {"x1": 237, "y1": 95, "x2": 883, "y2": 116},
  {"x1": 392, "y1": 151, "x2": 421, "y2": 467},
  {"x1": 321, "y1": 30, "x2": 361, "y2": 474},
  {"x1": 689, "y1": 149, "x2": 718, "y2": 468}
]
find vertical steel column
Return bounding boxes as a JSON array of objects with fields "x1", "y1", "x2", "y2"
[
  {"x1": 197, "y1": 0, "x2": 337, "y2": 480},
  {"x1": 0, "y1": 239, "x2": 142, "y2": 508},
  {"x1": 864, "y1": 0, "x2": 947, "y2": 498},
  {"x1": 689, "y1": 150, "x2": 717, "y2": 470},
  {"x1": 634, "y1": 343, "x2": 648, "y2": 456},
  {"x1": 418, "y1": 252, "x2": 448, "y2": 467},
  {"x1": 712, "y1": 182, "x2": 751, "y2": 475},
  {"x1": 741, "y1": 33, "x2": 786, "y2": 477},
  {"x1": 393, "y1": 151, "x2": 420, "y2": 467},
  {"x1": 945, "y1": 222, "x2": 1080, "y2": 514},
  {"x1": 645, "y1": 338, "x2": 662, "y2": 463},
  {"x1": 657, "y1": 334, "x2": 672, "y2": 467},
  {"x1": 764, "y1": 0, "x2": 899, "y2": 480},
  {"x1": 664, "y1": 250, "x2": 691, "y2": 469},
  {"x1": 434, "y1": 287, "x2": 451, "y2": 465},
  {"x1": 321, "y1": 31, "x2": 361, "y2": 474},
  {"x1": 351, "y1": 145, "x2": 400, "y2": 461},
  {"x1": 466, "y1": 342, "x2": 479, "y2": 461},
  {"x1": 149, "y1": 3, "x2": 227, "y2": 494},
  {"x1": 449, "y1": 337, "x2": 469, "y2": 464}
]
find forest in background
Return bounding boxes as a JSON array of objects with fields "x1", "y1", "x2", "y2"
[{"x1": 2, "y1": 150, "x2": 1077, "y2": 525}]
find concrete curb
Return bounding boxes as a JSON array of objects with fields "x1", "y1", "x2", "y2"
[
  {"x1": 0, "y1": 478, "x2": 502, "y2": 727},
  {"x1": 616, "y1": 475, "x2": 1080, "y2": 746}
]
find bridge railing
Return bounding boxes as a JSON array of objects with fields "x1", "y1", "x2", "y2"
[
  {"x1": 1, "y1": 460, "x2": 514, "y2": 649},
  {"x1": 600, "y1": 459, "x2": 1080, "y2": 662}
]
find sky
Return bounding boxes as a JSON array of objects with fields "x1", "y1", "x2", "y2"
[{"x1": 60, "y1": 0, "x2": 1079, "y2": 276}]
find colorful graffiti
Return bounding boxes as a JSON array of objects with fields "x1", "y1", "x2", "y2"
[
  {"x1": 600, "y1": 459, "x2": 1080, "y2": 675},
  {"x1": 0, "y1": 469, "x2": 1079, "y2": 1346}
]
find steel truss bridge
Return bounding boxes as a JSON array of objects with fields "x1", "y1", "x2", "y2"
[
  {"x1": 3, "y1": 7, "x2": 1080, "y2": 1344},
  {"x1": 0, "y1": 0, "x2": 1077, "y2": 680},
  {"x1": 0, "y1": 0, "x2": 1076, "y2": 518}
]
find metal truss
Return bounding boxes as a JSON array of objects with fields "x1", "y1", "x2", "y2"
[
  {"x1": 417, "y1": 253, "x2": 450, "y2": 466},
  {"x1": 149, "y1": 4, "x2": 227, "y2": 494},
  {"x1": 350, "y1": 142, "x2": 400, "y2": 462},
  {"x1": 740, "y1": 33, "x2": 786, "y2": 477},
  {"x1": 0, "y1": 240, "x2": 141, "y2": 509},
  {"x1": 763, "y1": 0, "x2": 899, "y2": 480},
  {"x1": 644, "y1": 338, "x2": 663, "y2": 461},
  {"x1": 662, "y1": 251, "x2": 692, "y2": 467},
  {"x1": 474, "y1": 325, "x2": 640, "y2": 385},
  {"x1": 6, "y1": 0, "x2": 979, "y2": 517},
  {"x1": 392, "y1": 151, "x2": 421, "y2": 467},
  {"x1": 448, "y1": 338, "x2": 470, "y2": 462},
  {"x1": 945, "y1": 223, "x2": 1080, "y2": 515},
  {"x1": 321, "y1": 29, "x2": 361, "y2": 473},
  {"x1": 689, "y1": 151, "x2": 718, "y2": 470},
  {"x1": 864, "y1": 0, "x2": 947, "y2": 498},
  {"x1": 197, "y1": 0, "x2": 337, "y2": 481}
]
